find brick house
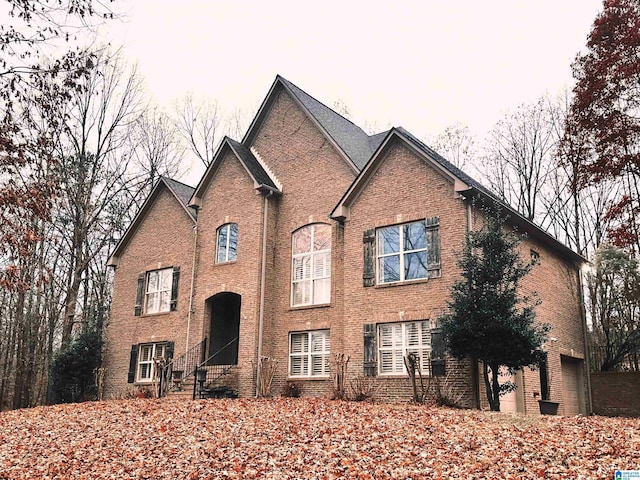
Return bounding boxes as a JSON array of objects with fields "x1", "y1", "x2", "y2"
[{"x1": 104, "y1": 75, "x2": 590, "y2": 414}]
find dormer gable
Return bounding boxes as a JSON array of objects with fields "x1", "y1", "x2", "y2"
[
  {"x1": 107, "y1": 177, "x2": 196, "y2": 267},
  {"x1": 188, "y1": 136, "x2": 281, "y2": 209}
]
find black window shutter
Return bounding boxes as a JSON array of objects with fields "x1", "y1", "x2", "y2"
[
  {"x1": 134, "y1": 273, "x2": 145, "y2": 316},
  {"x1": 127, "y1": 344, "x2": 139, "y2": 383},
  {"x1": 426, "y1": 217, "x2": 441, "y2": 276},
  {"x1": 430, "y1": 327, "x2": 446, "y2": 377},
  {"x1": 363, "y1": 323, "x2": 377, "y2": 376},
  {"x1": 363, "y1": 229, "x2": 375, "y2": 287},
  {"x1": 170, "y1": 267, "x2": 180, "y2": 311},
  {"x1": 165, "y1": 341, "x2": 175, "y2": 360}
]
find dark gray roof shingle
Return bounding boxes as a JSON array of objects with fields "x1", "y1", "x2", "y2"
[
  {"x1": 227, "y1": 138, "x2": 279, "y2": 191},
  {"x1": 162, "y1": 177, "x2": 197, "y2": 217},
  {"x1": 279, "y1": 77, "x2": 375, "y2": 171}
]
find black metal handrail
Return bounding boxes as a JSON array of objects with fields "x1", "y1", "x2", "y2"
[
  {"x1": 193, "y1": 337, "x2": 239, "y2": 399},
  {"x1": 158, "y1": 338, "x2": 207, "y2": 397}
]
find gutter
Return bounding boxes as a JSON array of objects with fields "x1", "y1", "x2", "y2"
[{"x1": 256, "y1": 191, "x2": 273, "y2": 396}]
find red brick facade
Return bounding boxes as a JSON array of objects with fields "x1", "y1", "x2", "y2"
[{"x1": 104, "y1": 77, "x2": 589, "y2": 413}]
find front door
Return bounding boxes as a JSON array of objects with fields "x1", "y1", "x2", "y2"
[{"x1": 207, "y1": 292, "x2": 240, "y2": 365}]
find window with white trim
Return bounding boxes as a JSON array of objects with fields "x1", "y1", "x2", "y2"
[
  {"x1": 145, "y1": 268, "x2": 173, "y2": 314},
  {"x1": 289, "y1": 330, "x2": 331, "y2": 377},
  {"x1": 216, "y1": 223, "x2": 238, "y2": 263},
  {"x1": 291, "y1": 224, "x2": 331, "y2": 306},
  {"x1": 376, "y1": 219, "x2": 440, "y2": 284},
  {"x1": 137, "y1": 343, "x2": 165, "y2": 382},
  {"x1": 378, "y1": 321, "x2": 431, "y2": 375}
]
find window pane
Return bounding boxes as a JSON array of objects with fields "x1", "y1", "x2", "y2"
[
  {"x1": 377, "y1": 226, "x2": 399, "y2": 255},
  {"x1": 291, "y1": 333, "x2": 308, "y2": 354},
  {"x1": 145, "y1": 292, "x2": 158, "y2": 313},
  {"x1": 313, "y1": 278, "x2": 330, "y2": 304},
  {"x1": 159, "y1": 291, "x2": 171, "y2": 312},
  {"x1": 378, "y1": 255, "x2": 400, "y2": 283},
  {"x1": 312, "y1": 355, "x2": 327, "y2": 375},
  {"x1": 313, "y1": 252, "x2": 331, "y2": 278},
  {"x1": 310, "y1": 332, "x2": 326, "y2": 352},
  {"x1": 293, "y1": 256, "x2": 311, "y2": 281},
  {"x1": 293, "y1": 226, "x2": 312, "y2": 254},
  {"x1": 147, "y1": 271, "x2": 158, "y2": 292},
  {"x1": 217, "y1": 225, "x2": 228, "y2": 263},
  {"x1": 290, "y1": 356, "x2": 303, "y2": 376},
  {"x1": 406, "y1": 322, "x2": 420, "y2": 346},
  {"x1": 228, "y1": 223, "x2": 238, "y2": 261},
  {"x1": 404, "y1": 221, "x2": 427, "y2": 251},
  {"x1": 160, "y1": 269, "x2": 173, "y2": 290},
  {"x1": 140, "y1": 363, "x2": 151, "y2": 380},
  {"x1": 140, "y1": 345, "x2": 153, "y2": 362},
  {"x1": 405, "y1": 251, "x2": 428, "y2": 280},
  {"x1": 293, "y1": 281, "x2": 311, "y2": 305},
  {"x1": 313, "y1": 224, "x2": 331, "y2": 252}
]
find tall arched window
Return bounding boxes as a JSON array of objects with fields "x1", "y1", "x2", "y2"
[
  {"x1": 216, "y1": 223, "x2": 238, "y2": 263},
  {"x1": 291, "y1": 223, "x2": 331, "y2": 306}
]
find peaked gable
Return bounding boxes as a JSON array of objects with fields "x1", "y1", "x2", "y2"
[
  {"x1": 107, "y1": 177, "x2": 196, "y2": 267},
  {"x1": 243, "y1": 75, "x2": 380, "y2": 173},
  {"x1": 332, "y1": 127, "x2": 586, "y2": 265},
  {"x1": 189, "y1": 136, "x2": 280, "y2": 209}
]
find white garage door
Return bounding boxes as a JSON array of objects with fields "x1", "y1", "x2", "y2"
[{"x1": 561, "y1": 357, "x2": 583, "y2": 415}]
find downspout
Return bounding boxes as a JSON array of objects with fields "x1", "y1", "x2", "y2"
[
  {"x1": 256, "y1": 191, "x2": 273, "y2": 396},
  {"x1": 465, "y1": 197, "x2": 481, "y2": 410},
  {"x1": 578, "y1": 267, "x2": 593, "y2": 414},
  {"x1": 185, "y1": 217, "x2": 199, "y2": 352}
]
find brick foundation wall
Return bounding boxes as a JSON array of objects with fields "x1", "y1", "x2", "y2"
[{"x1": 591, "y1": 372, "x2": 640, "y2": 417}]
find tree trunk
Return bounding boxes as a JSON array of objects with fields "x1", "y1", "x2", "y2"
[{"x1": 483, "y1": 362, "x2": 501, "y2": 412}]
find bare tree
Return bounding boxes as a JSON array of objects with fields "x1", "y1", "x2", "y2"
[
  {"x1": 174, "y1": 93, "x2": 224, "y2": 167},
  {"x1": 482, "y1": 97, "x2": 558, "y2": 223},
  {"x1": 429, "y1": 122, "x2": 477, "y2": 171},
  {"x1": 54, "y1": 49, "x2": 146, "y2": 347}
]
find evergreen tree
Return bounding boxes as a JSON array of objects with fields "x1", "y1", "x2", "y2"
[{"x1": 440, "y1": 209, "x2": 548, "y2": 411}]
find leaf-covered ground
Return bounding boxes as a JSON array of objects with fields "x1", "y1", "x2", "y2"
[{"x1": 0, "y1": 398, "x2": 638, "y2": 479}]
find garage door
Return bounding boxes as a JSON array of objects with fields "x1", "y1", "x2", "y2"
[{"x1": 561, "y1": 357, "x2": 584, "y2": 415}]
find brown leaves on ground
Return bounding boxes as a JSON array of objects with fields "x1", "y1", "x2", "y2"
[{"x1": 0, "y1": 398, "x2": 638, "y2": 479}]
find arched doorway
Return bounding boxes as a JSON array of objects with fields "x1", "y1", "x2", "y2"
[{"x1": 206, "y1": 292, "x2": 240, "y2": 365}]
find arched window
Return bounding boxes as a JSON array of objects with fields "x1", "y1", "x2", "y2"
[
  {"x1": 216, "y1": 223, "x2": 238, "y2": 263},
  {"x1": 291, "y1": 223, "x2": 331, "y2": 306}
]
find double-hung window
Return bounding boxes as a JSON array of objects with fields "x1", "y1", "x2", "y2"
[
  {"x1": 376, "y1": 219, "x2": 440, "y2": 284},
  {"x1": 137, "y1": 343, "x2": 165, "y2": 382},
  {"x1": 216, "y1": 223, "x2": 238, "y2": 263},
  {"x1": 145, "y1": 268, "x2": 173, "y2": 314},
  {"x1": 289, "y1": 330, "x2": 331, "y2": 377},
  {"x1": 378, "y1": 321, "x2": 431, "y2": 375},
  {"x1": 291, "y1": 224, "x2": 331, "y2": 306}
]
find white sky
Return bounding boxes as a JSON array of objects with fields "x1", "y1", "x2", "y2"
[{"x1": 98, "y1": 0, "x2": 602, "y2": 183}]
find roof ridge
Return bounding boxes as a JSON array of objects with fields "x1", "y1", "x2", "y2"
[
  {"x1": 278, "y1": 76, "x2": 368, "y2": 133},
  {"x1": 161, "y1": 176, "x2": 196, "y2": 190}
]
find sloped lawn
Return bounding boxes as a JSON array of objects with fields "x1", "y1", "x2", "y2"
[{"x1": 0, "y1": 398, "x2": 638, "y2": 479}]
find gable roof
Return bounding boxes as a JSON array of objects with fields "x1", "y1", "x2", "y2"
[
  {"x1": 331, "y1": 127, "x2": 586, "y2": 265},
  {"x1": 189, "y1": 136, "x2": 280, "y2": 209},
  {"x1": 243, "y1": 75, "x2": 380, "y2": 173},
  {"x1": 107, "y1": 177, "x2": 196, "y2": 267}
]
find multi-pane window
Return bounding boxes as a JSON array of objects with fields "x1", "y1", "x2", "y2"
[
  {"x1": 145, "y1": 268, "x2": 173, "y2": 314},
  {"x1": 378, "y1": 321, "x2": 431, "y2": 375},
  {"x1": 289, "y1": 330, "x2": 331, "y2": 377},
  {"x1": 137, "y1": 343, "x2": 165, "y2": 382},
  {"x1": 377, "y1": 220, "x2": 440, "y2": 284},
  {"x1": 291, "y1": 224, "x2": 331, "y2": 306},
  {"x1": 216, "y1": 223, "x2": 238, "y2": 263}
]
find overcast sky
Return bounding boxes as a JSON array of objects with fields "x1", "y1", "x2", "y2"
[{"x1": 98, "y1": 0, "x2": 603, "y2": 183}]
